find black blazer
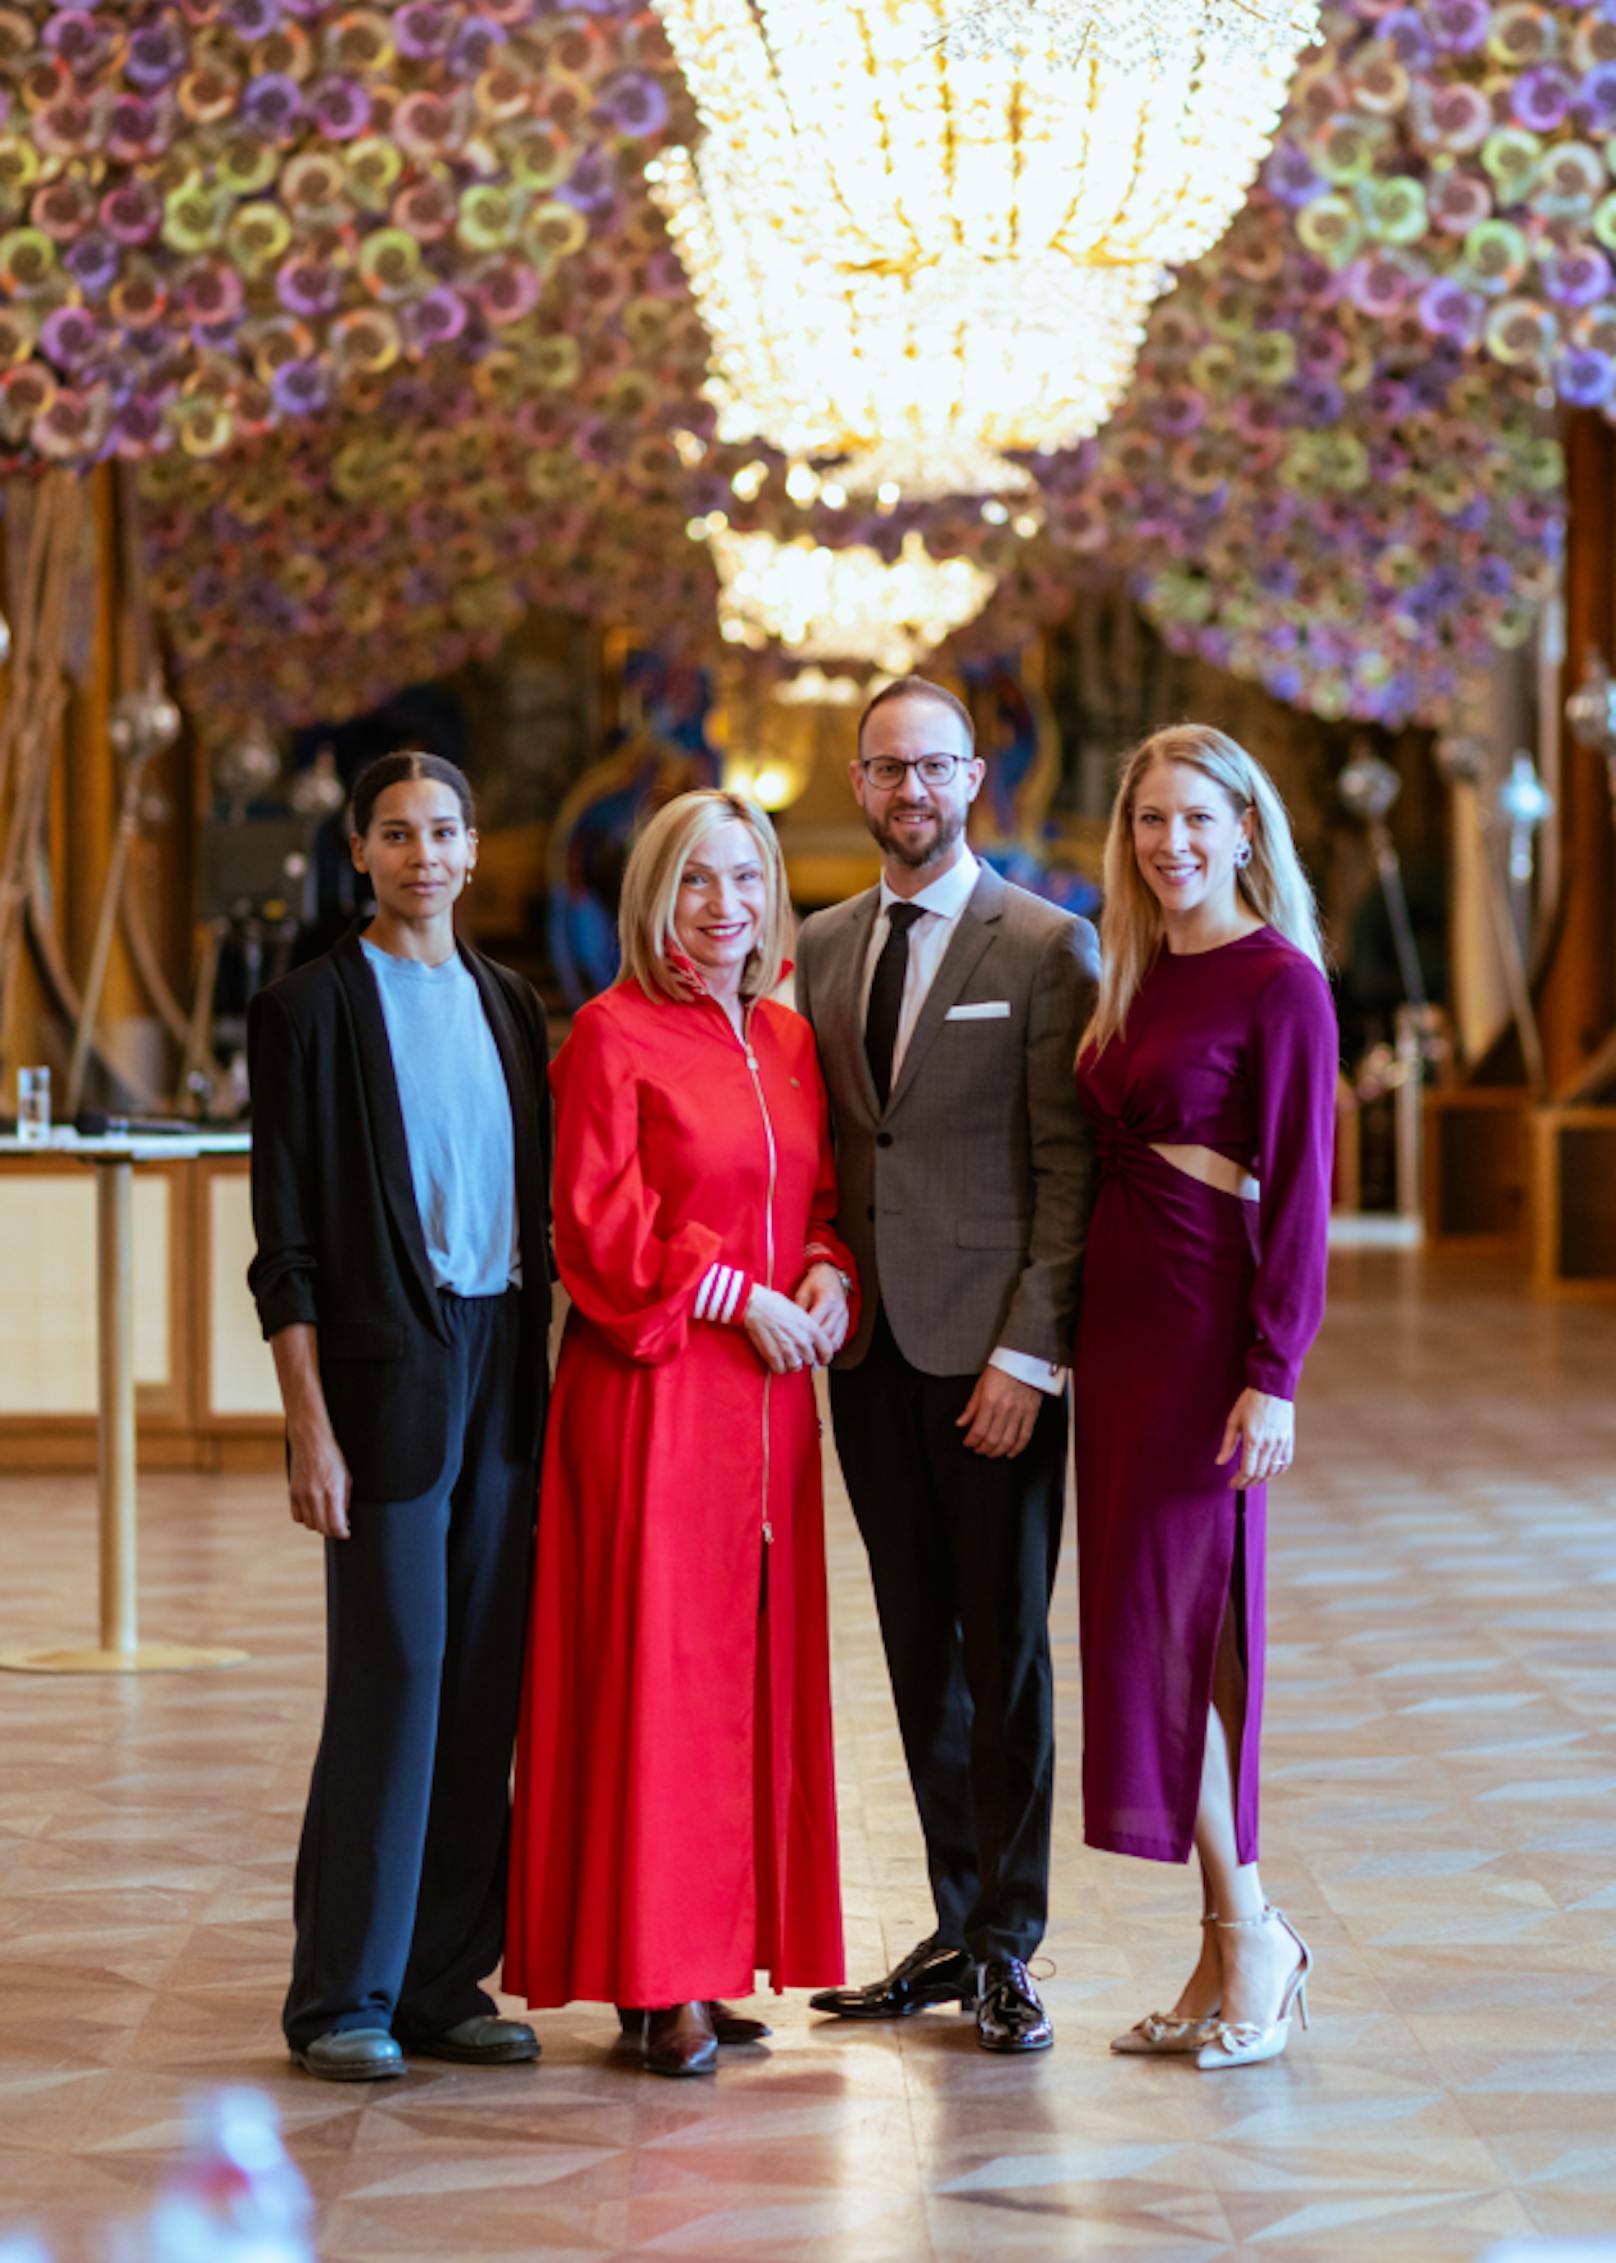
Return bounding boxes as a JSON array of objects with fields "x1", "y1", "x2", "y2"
[{"x1": 246, "y1": 924, "x2": 552, "y2": 1501}]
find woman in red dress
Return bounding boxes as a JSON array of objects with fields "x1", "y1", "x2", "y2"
[
  {"x1": 1073, "y1": 726, "x2": 1337, "y2": 2072},
  {"x1": 507, "y1": 790, "x2": 857, "y2": 2076}
]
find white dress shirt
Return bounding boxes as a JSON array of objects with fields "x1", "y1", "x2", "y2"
[{"x1": 862, "y1": 849, "x2": 1065, "y2": 1397}]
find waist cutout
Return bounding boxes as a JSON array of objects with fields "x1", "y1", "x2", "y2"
[{"x1": 1150, "y1": 1143, "x2": 1260, "y2": 1203}]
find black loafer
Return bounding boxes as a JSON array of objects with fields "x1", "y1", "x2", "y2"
[
  {"x1": 810, "y1": 1937, "x2": 976, "y2": 2021},
  {"x1": 975, "y1": 1957, "x2": 1053, "y2": 2053},
  {"x1": 407, "y1": 2015, "x2": 540, "y2": 2065}
]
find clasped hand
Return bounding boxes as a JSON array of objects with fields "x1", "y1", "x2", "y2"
[
  {"x1": 744, "y1": 1262, "x2": 849, "y2": 1374},
  {"x1": 1217, "y1": 1387, "x2": 1294, "y2": 1489}
]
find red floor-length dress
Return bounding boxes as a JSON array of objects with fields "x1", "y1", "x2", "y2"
[
  {"x1": 506, "y1": 976, "x2": 855, "y2": 2007},
  {"x1": 1073, "y1": 928, "x2": 1336, "y2": 1865}
]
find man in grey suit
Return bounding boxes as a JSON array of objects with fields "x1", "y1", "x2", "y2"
[{"x1": 794, "y1": 677, "x2": 1099, "y2": 2053}]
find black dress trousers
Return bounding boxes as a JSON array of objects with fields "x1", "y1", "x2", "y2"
[
  {"x1": 283, "y1": 1289, "x2": 537, "y2": 2049},
  {"x1": 829, "y1": 1306, "x2": 1067, "y2": 1964}
]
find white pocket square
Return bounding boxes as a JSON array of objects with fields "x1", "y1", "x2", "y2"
[{"x1": 946, "y1": 1000, "x2": 1011, "y2": 1021}]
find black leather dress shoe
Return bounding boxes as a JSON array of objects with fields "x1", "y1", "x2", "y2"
[
  {"x1": 975, "y1": 1957, "x2": 1053, "y2": 2052},
  {"x1": 407, "y1": 2015, "x2": 540, "y2": 2065},
  {"x1": 617, "y1": 2001, "x2": 771, "y2": 2046},
  {"x1": 809, "y1": 1937, "x2": 976, "y2": 2021}
]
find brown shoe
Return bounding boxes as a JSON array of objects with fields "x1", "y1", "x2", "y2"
[
  {"x1": 643, "y1": 2000, "x2": 718, "y2": 2077},
  {"x1": 617, "y1": 2001, "x2": 768, "y2": 2047},
  {"x1": 706, "y1": 1999, "x2": 771, "y2": 2045}
]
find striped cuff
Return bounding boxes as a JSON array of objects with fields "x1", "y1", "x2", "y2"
[{"x1": 694, "y1": 1262, "x2": 750, "y2": 1325}]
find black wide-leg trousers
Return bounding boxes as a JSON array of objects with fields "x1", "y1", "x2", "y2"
[
  {"x1": 829, "y1": 1307, "x2": 1067, "y2": 1965},
  {"x1": 283, "y1": 1289, "x2": 537, "y2": 2051}
]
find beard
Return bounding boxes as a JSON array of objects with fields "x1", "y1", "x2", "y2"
[{"x1": 865, "y1": 799, "x2": 966, "y2": 872}]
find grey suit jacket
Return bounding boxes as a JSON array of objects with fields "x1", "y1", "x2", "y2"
[{"x1": 795, "y1": 861, "x2": 1100, "y2": 1377}]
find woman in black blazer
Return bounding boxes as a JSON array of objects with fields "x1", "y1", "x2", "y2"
[{"x1": 247, "y1": 749, "x2": 551, "y2": 2083}]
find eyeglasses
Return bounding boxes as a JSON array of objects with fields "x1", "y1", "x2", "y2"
[{"x1": 859, "y1": 753, "x2": 972, "y2": 790}]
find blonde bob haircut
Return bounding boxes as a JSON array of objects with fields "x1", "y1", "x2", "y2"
[
  {"x1": 1083, "y1": 723, "x2": 1326, "y2": 1059},
  {"x1": 617, "y1": 788, "x2": 792, "y2": 1005}
]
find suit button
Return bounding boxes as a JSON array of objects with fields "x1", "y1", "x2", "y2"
[{"x1": 876, "y1": 1131, "x2": 893, "y2": 1148}]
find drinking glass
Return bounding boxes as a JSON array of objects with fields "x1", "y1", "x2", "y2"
[{"x1": 16, "y1": 1065, "x2": 51, "y2": 1144}]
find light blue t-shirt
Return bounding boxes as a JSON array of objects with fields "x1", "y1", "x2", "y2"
[{"x1": 361, "y1": 937, "x2": 520, "y2": 1297}]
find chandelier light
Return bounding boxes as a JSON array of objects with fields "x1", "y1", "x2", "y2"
[
  {"x1": 710, "y1": 528, "x2": 998, "y2": 675},
  {"x1": 647, "y1": 0, "x2": 1319, "y2": 498}
]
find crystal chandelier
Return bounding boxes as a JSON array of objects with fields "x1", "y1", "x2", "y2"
[
  {"x1": 647, "y1": 0, "x2": 1318, "y2": 498},
  {"x1": 710, "y1": 529, "x2": 997, "y2": 675}
]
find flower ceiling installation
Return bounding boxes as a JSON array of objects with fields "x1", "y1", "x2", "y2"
[
  {"x1": 0, "y1": 0, "x2": 1575, "y2": 742},
  {"x1": 644, "y1": 0, "x2": 1319, "y2": 498},
  {"x1": 1270, "y1": 0, "x2": 1616, "y2": 419},
  {"x1": 0, "y1": 0, "x2": 693, "y2": 467}
]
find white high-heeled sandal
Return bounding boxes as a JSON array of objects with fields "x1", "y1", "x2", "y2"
[
  {"x1": 1109, "y1": 1914, "x2": 1222, "y2": 2057},
  {"x1": 1194, "y1": 1905, "x2": 1311, "y2": 2071}
]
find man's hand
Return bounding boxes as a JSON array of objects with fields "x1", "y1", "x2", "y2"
[
  {"x1": 288, "y1": 1426, "x2": 353, "y2": 1539},
  {"x1": 957, "y1": 1364, "x2": 1041, "y2": 1459},
  {"x1": 792, "y1": 1261, "x2": 851, "y2": 1358}
]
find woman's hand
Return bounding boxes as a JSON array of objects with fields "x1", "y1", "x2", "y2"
[
  {"x1": 744, "y1": 1284, "x2": 836, "y2": 1375},
  {"x1": 1217, "y1": 1388, "x2": 1294, "y2": 1490},
  {"x1": 288, "y1": 1425, "x2": 354, "y2": 1539},
  {"x1": 792, "y1": 1261, "x2": 851, "y2": 1359}
]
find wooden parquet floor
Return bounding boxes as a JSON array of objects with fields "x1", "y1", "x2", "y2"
[{"x1": 2, "y1": 1247, "x2": 1615, "y2": 2262}]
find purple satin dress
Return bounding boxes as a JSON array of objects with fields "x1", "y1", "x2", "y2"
[{"x1": 1073, "y1": 928, "x2": 1337, "y2": 1864}]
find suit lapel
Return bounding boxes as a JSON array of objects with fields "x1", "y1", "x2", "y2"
[
  {"x1": 886, "y1": 863, "x2": 1006, "y2": 1117},
  {"x1": 462, "y1": 944, "x2": 547, "y2": 1319},
  {"x1": 828, "y1": 887, "x2": 883, "y2": 1121},
  {"x1": 333, "y1": 928, "x2": 449, "y2": 1342}
]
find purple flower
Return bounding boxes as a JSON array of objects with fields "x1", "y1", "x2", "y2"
[
  {"x1": 559, "y1": 146, "x2": 620, "y2": 215},
  {"x1": 41, "y1": 305, "x2": 101, "y2": 369},
  {"x1": 449, "y1": 16, "x2": 509, "y2": 76},
  {"x1": 1554, "y1": 345, "x2": 1616, "y2": 406},
  {"x1": 1378, "y1": 10, "x2": 1435, "y2": 69},
  {"x1": 65, "y1": 232, "x2": 120, "y2": 295},
  {"x1": 106, "y1": 95, "x2": 162, "y2": 161},
  {"x1": 276, "y1": 258, "x2": 344, "y2": 318},
  {"x1": 270, "y1": 360, "x2": 333, "y2": 417},
  {"x1": 1298, "y1": 378, "x2": 1345, "y2": 426},
  {"x1": 99, "y1": 181, "x2": 163, "y2": 245},
  {"x1": 401, "y1": 288, "x2": 469, "y2": 354},
  {"x1": 125, "y1": 15, "x2": 189, "y2": 90},
  {"x1": 1262, "y1": 142, "x2": 1323, "y2": 208},
  {"x1": 1415, "y1": 276, "x2": 1485, "y2": 344},
  {"x1": 1540, "y1": 247, "x2": 1611, "y2": 307},
  {"x1": 309, "y1": 76, "x2": 372, "y2": 141},
  {"x1": 243, "y1": 73, "x2": 306, "y2": 139},
  {"x1": 1369, "y1": 374, "x2": 1415, "y2": 421},
  {"x1": 395, "y1": 4, "x2": 453, "y2": 59},
  {"x1": 1511, "y1": 65, "x2": 1576, "y2": 132},
  {"x1": 1153, "y1": 387, "x2": 1206, "y2": 438},
  {"x1": 1573, "y1": 63, "x2": 1616, "y2": 133},
  {"x1": 1427, "y1": 0, "x2": 1489, "y2": 55},
  {"x1": 109, "y1": 397, "x2": 167, "y2": 456},
  {"x1": 224, "y1": 0, "x2": 284, "y2": 34},
  {"x1": 594, "y1": 69, "x2": 669, "y2": 140}
]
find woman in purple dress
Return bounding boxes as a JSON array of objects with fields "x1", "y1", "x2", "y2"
[{"x1": 1073, "y1": 724, "x2": 1336, "y2": 2072}]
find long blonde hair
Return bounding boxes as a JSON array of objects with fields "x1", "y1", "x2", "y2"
[
  {"x1": 617, "y1": 788, "x2": 792, "y2": 1005},
  {"x1": 1082, "y1": 724, "x2": 1325, "y2": 1057}
]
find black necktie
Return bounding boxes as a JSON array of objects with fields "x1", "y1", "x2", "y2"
[{"x1": 865, "y1": 902, "x2": 924, "y2": 1109}]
